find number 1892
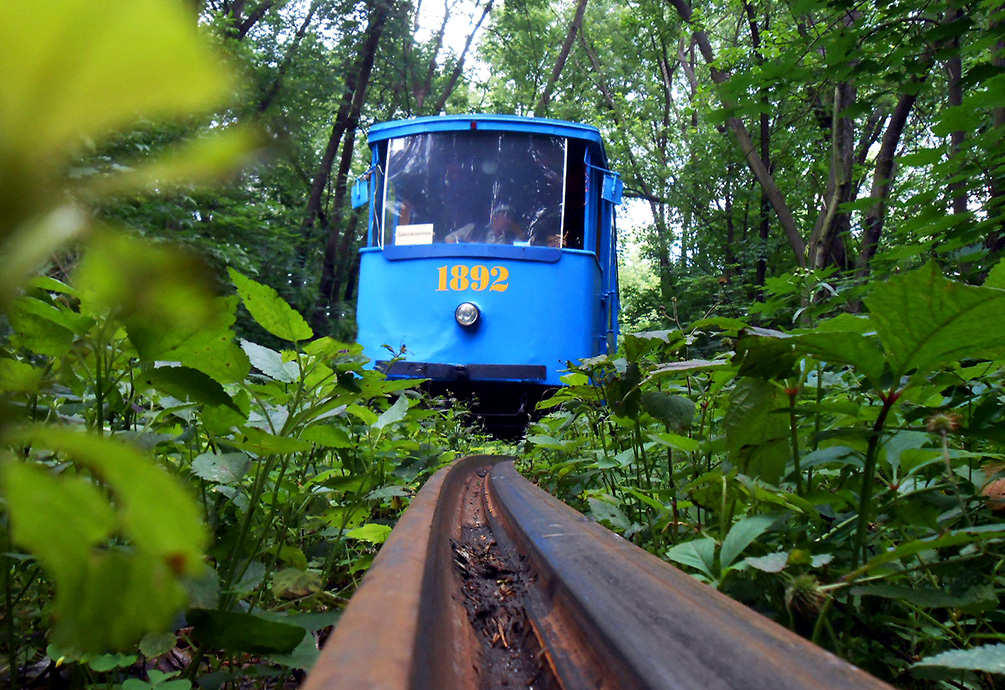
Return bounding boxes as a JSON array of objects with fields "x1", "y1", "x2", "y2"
[{"x1": 436, "y1": 265, "x2": 509, "y2": 292}]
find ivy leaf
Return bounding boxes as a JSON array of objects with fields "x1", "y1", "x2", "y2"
[{"x1": 229, "y1": 269, "x2": 313, "y2": 343}]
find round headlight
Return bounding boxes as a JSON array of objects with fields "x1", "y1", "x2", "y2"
[{"x1": 455, "y1": 302, "x2": 480, "y2": 328}]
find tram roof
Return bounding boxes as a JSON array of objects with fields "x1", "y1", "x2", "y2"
[{"x1": 366, "y1": 114, "x2": 609, "y2": 164}]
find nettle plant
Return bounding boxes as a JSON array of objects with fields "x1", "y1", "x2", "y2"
[
  {"x1": 522, "y1": 262, "x2": 1005, "y2": 687},
  {"x1": 0, "y1": 240, "x2": 468, "y2": 685}
]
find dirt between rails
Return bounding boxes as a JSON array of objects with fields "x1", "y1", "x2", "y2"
[{"x1": 451, "y1": 470, "x2": 560, "y2": 690}]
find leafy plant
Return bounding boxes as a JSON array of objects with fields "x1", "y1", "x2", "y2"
[{"x1": 522, "y1": 262, "x2": 1005, "y2": 687}]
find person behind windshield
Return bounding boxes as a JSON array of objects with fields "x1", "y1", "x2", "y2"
[{"x1": 445, "y1": 205, "x2": 526, "y2": 244}]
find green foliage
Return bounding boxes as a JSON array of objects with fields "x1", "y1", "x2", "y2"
[
  {"x1": 521, "y1": 262, "x2": 1005, "y2": 687},
  {"x1": 0, "y1": 2, "x2": 490, "y2": 685},
  {"x1": 1, "y1": 262, "x2": 486, "y2": 683}
]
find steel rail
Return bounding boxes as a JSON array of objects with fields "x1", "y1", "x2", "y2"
[{"x1": 303, "y1": 456, "x2": 894, "y2": 690}]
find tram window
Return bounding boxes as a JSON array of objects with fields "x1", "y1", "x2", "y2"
[
  {"x1": 563, "y1": 140, "x2": 586, "y2": 251},
  {"x1": 379, "y1": 131, "x2": 571, "y2": 247}
]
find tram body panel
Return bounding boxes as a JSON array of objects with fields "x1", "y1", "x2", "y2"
[{"x1": 356, "y1": 248, "x2": 602, "y2": 386}]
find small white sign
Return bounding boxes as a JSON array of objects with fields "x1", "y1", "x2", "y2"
[{"x1": 395, "y1": 223, "x2": 435, "y2": 245}]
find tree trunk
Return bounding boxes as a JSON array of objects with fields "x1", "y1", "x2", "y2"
[
  {"x1": 667, "y1": 0, "x2": 807, "y2": 266},
  {"x1": 257, "y1": 0, "x2": 324, "y2": 115},
  {"x1": 807, "y1": 82, "x2": 856, "y2": 270},
  {"x1": 431, "y1": 0, "x2": 494, "y2": 113},
  {"x1": 536, "y1": 0, "x2": 588, "y2": 115},
  {"x1": 304, "y1": 0, "x2": 392, "y2": 331},
  {"x1": 854, "y1": 92, "x2": 919, "y2": 278},
  {"x1": 301, "y1": 0, "x2": 390, "y2": 239}
]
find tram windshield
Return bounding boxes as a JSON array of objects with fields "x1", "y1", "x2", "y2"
[{"x1": 380, "y1": 131, "x2": 578, "y2": 249}]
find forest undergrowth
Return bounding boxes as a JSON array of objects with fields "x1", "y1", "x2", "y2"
[{"x1": 519, "y1": 263, "x2": 1005, "y2": 689}]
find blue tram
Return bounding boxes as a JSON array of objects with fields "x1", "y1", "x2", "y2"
[{"x1": 353, "y1": 114, "x2": 621, "y2": 393}]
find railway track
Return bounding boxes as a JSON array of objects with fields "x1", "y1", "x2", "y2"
[{"x1": 304, "y1": 455, "x2": 893, "y2": 690}]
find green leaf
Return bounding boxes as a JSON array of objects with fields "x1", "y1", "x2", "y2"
[
  {"x1": 230, "y1": 428, "x2": 313, "y2": 455},
  {"x1": 794, "y1": 330, "x2": 886, "y2": 388},
  {"x1": 76, "y1": 233, "x2": 220, "y2": 330},
  {"x1": 986, "y1": 258, "x2": 1005, "y2": 289},
  {"x1": 241, "y1": 340, "x2": 298, "y2": 382},
  {"x1": 271, "y1": 569, "x2": 322, "y2": 599},
  {"x1": 640, "y1": 391, "x2": 695, "y2": 428},
  {"x1": 3, "y1": 462, "x2": 116, "y2": 580},
  {"x1": 724, "y1": 378, "x2": 789, "y2": 484},
  {"x1": 854, "y1": 527, "x2": 1005, "y2": 578},
  {"x1": 11, "y1": 294, "x2": 93, "y2": 334},
  {"x1": 191, "y1": 452, "x2": 251, "y2": 486},
  {"x1": 137, "y1": 366, "x2": 240, "y2": 412},
  {"x1": 733, "y1": 329, "x2": 798, "y2": 379},
  {"x1": 587, "y1": 497, "x2": 631, "y2": 532},
  {"x1": 0, "y1": 358, "x2": 44, "y2": 394},
  {"x1": 915, "y1": 645, "x2": 1005, "y2": 674},
  {"x1": 743, "y1": 552, "x2": 789, "y2": 573},
  {"x1": 229, "y1": 269, "x2": 312, "y2": 342},
  {"x1": 129, "y1": 296, "x2": 250, "y2": 384},
  {"x1": 666, "y1": 538, "x2": 717, "y2": 580},
  {"x1": 186, "y1": 609, "x2": 305, "y2": 655},
  {"x1": 643, "y1": 359, "x2": 728, "y2": 383},
  {"x1": 7, "y1": 298, "x2": 74, "y2": 357},
  {"x1": 720, "y1": 515, "x2": 776, "y2": 570},
  {"x1": 139, "y1": 631, "x2": 178, "y2": 658},
  {"x1": 346, "y1": 523, "x2": 392, "y2": 544},
  {"x1": 647, "y1": 431, "x2": 700, "y2": 453},
  {"x1": 623, "y1": 330, "x2": 685, "y2": 361},
  {"x1": 374, "y1": 395, "x2": 410, "y2": 430},
  {"x1": 86, "y1": 653, "x2": 138, "y2": 672},
  {"x1": 865, "y1": 263, "x2": 1005, "y2": 378},
  {"x1": 267, "y1": 634, "x2": 320, "y2": 671},
  {"x1": 0, "y1": 0, "x2": 231, "y2": 159},
  {"x1": 853, "y1": 583, "x2": 997, "y2": 612},
  {"x1": 301, "y1": 425, "x2": 353, "y2": 448}
]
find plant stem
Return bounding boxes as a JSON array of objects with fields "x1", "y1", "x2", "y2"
[
  {"x1": 3, "y1": 532, "x2": 18, "y2": 690},
  {"x1": 851, "y1": 390, "x2": 898, "y2": 572},
  {"x1": 788, "y1": 391, "x2": 803, "y2": 494}
]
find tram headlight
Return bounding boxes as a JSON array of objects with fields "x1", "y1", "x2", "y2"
[{"x1": 455, "y1": 302, "x2": 480, "y2": 328}]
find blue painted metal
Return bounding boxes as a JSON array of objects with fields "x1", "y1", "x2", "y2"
[
  {"x1": 367, "y1": 114, "x2": 606, "y2": 148},
  {"x1": 354, "y1": 115, "x2": 619, "y2": 386},
  {"x1": 356, "y1": 251, "x2": 601, "y2": 386}
]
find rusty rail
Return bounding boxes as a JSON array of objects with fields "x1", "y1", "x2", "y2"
[{"x1": 303, "y1": 456, "x2": 894, "y2": 690}]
